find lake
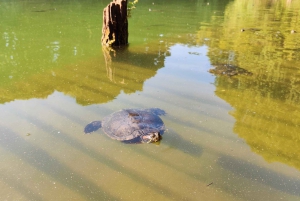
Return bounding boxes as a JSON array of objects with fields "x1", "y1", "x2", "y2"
[{"x1": 1, "y1": 0, "x2": 300, "y2": 200}]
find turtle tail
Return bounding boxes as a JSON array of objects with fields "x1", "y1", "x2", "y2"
[{"x1": 84, "y1": 121, "x2": 102, "y2": 134}]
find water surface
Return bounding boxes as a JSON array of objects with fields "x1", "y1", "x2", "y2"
[{"x1": 1, "y1": 0, "x2": 300, "y2": 200}]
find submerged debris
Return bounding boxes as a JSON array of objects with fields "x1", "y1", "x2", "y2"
[
  {"x1": 209, "y1": 64, "x2": 252, "y2": 77},
  {"x1": 206, "y1": 182, "x2": 213, "y2": 187},
  {"x1": 241, "y1": 28, "x2": 261, "y2": 32}
]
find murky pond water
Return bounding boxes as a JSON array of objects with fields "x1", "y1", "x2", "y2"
[{"x1": 1, "y1": 0, "x2": 300, "y2": 200}]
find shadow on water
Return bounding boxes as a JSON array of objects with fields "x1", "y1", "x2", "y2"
[
  {"x1": 125, "y1": 129, "x2": 204, "y2": 175},
  {"x1": 7, "y1": 108, "x2": 195, "y2": 201},
  {"x1": 0, "y1": 172, "x2": 44, "y2": 201},
  {"x1": 0, "y1": 127, "x2": 119, "y2": 201},
  {"x1": 160, "y1": 128, "x2": 203, "y2": 156},
  {"x1": 48, "y1": 99, "x2": 203, "y2": 154},
  {"x1": 42, "y1": 101, "x2": 204, "y2": 181},
  {"x1": 218, "y1": 154, "x2": 300, "y2": 197}
]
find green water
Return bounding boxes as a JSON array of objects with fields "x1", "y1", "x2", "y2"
[{"x1": 1, "y1": 0, "x2": 300, "y2": 200}]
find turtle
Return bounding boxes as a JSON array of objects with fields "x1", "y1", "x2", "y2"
[{"x1": 84, "y1": 108, "x2": 166, "y2": 143}]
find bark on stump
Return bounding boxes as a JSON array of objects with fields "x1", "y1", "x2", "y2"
[{"x1": 102, "y1": 0, "x2": 128, "y2": 47}]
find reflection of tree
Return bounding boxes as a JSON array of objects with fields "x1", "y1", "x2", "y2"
[
  {"x1": 197, "y1": 0, "x2": 300, "y2": 170},
  {"x1": 102, "y1": 46, "x2": 115, "y2": 82},
  {"x1": 214, "y1": 76, "x2": 300, "y2": 171},
  {"x1": 102, "y1": 44, "x2": 170, "y2": 92},
  {"x1": 0, "y1": 44, "x2": 168, "y2": 105}
]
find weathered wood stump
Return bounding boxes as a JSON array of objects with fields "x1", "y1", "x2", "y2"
[{"x1": 102, "y1": 0, "x2": 128, "y2": 47}]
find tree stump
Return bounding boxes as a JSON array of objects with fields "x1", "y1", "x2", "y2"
[{"x1": 102, "y1": 0, "x2": 128, "y2": 47}]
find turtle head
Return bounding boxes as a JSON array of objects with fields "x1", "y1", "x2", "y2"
[{"x1": 141, "y1": 132, "x2": 161, "y2": 143}]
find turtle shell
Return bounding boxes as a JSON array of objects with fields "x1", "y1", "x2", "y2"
[{"x1": 102, "y1": 108, "x2": 165, "y2": 141}]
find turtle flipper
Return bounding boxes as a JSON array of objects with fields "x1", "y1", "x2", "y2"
[
  {"x1": 147, "y1": 108, "x2": 166, "y2": 116},
  {"x1": 84, "y1": 121, "x2": 102, "y2": 134}
]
